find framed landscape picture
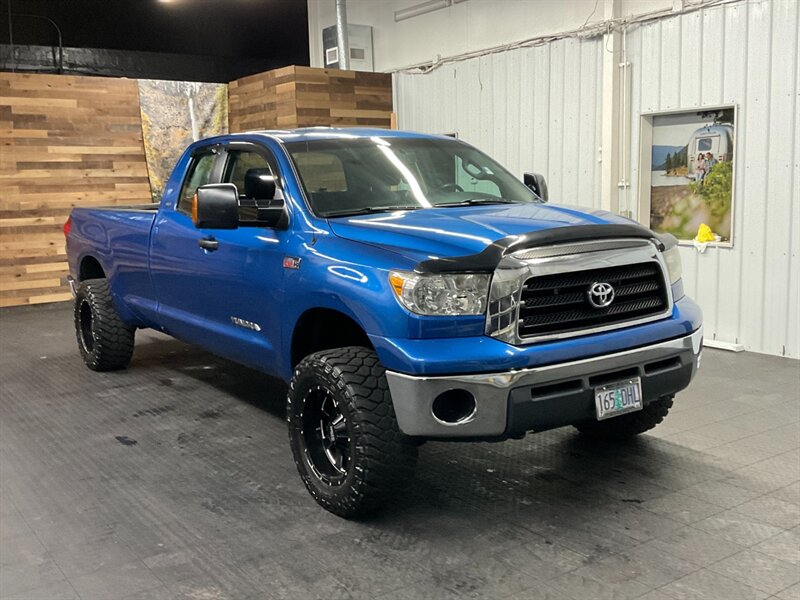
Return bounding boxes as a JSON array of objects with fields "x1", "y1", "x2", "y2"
[{"x1": 639, "y1": 106, "x2": 736, "y2": 245}]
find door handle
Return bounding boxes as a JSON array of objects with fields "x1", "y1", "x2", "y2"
[{"x1": 198, "y1": 237, "x2": 219, "y2": 251}]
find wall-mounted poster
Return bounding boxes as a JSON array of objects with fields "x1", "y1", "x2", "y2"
[
  {"x1": 138, "y1": 80, "x2": 228, "y2": 202},
  {"x1": 647, "y1": 106, "x2": 735, "y2": 244}
]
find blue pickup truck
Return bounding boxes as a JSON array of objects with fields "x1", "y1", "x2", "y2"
[{"x1": 65, "y1": 128, "x2": 703, "y2": 517}]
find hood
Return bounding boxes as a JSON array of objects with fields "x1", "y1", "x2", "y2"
[{"x1": 328, "y1": 203, "x2": 636, "y2": 263}]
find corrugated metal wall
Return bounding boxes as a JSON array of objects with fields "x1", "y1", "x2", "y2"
[
  {"x1": 395, "y1": 0, "x2": 799, "y2": 358},
  {"x1": 395, "y1": 36, "x2": 605, "y2": 209},
  {"x1": 625, "y1": 0, "x2": 799, "y2": 358}
]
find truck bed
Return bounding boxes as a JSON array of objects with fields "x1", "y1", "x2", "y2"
[{"x1": 67, "y1": 205, "x2": 159, "y2": 323}]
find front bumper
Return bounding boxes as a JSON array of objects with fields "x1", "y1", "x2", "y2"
[{"x1": 385, "y1": 326, "x2": 703, "y2": 439}]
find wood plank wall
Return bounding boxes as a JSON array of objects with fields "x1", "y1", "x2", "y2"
[
  {"x1": 0, "y1": 66, "x2": 390, "y2": 308},
  {"x1": 229, "y1": 65, "x2": 392, "y2": 132},
  {"x1": 0, "y1": 73, "x2": 151, "y2": 308}
]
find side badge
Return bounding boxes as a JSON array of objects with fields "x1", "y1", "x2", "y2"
[
  {"x1": 231, "y1": 317, "x2": 261, "y2": 332},
  {"x1": 283, "y1": 256, "x2": 301, "y2": 270}
]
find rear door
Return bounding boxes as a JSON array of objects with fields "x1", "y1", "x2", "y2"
[{"x1": 149, "y1": 142, "x2": 288, "y2": 373}]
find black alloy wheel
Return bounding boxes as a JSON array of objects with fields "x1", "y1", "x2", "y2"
[
  {"x1": 300, "y1": 385, "x2": 353, "y2": 486},
  {"x1": 287, "y1": 346, "x2": 418, "y2": 518}
]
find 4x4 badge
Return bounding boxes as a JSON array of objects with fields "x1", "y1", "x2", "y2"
[{"x1": 283, "y1": 256, "x2": 301, "y2": 270}]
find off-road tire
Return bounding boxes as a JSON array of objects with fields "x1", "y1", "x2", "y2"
[
  {"x1": 287, "y1": 346, "x2": 418, "y2": 518},
  {"x1": 74, "y1": 278, "x2": 135, "y2": 371},
  {"x1": 574, "y1": 395, "x2": 674, "y2": 440}
]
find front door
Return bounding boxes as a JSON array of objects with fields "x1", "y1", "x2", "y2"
[{"x1": 149, "y1": 143, "x2": 288, "y2": 374}]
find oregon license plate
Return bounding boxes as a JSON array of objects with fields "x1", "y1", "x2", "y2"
[{"x1": 594, "y1": 378, "x2": 643, "y2": 420}]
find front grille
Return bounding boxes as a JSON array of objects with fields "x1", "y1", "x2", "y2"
[{"x1": 518, "y1": 262, "x2": 669, "y2": 339}]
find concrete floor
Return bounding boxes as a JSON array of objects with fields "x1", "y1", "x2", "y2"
[{"x1": 0, "y1": 304, "x2": 798, "y2": 600}]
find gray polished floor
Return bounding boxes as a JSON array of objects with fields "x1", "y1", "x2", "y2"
[{"x1": 1, "y1": 304, "x2": 798, "y2": 600}]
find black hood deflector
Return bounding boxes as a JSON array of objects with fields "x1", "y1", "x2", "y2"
[{"x1": 415, "y1": 223, "x2": 665, "y2": 274}]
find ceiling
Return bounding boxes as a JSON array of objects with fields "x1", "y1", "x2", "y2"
[{"x1": 1, "y1": 0, "x2": 309, "y2": 64}]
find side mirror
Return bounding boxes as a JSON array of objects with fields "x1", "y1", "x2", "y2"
[
  {"x1": 192, "y1": 183, "x2": 239, "y2": 229},
  {"x1": 524, "y1": 172, "x2": 549, "y2": 203},
  {"x1": 249, "y1": 196, "x2": 289, "y2": 230}
]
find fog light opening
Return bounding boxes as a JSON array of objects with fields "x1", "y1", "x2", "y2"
[{"x1": 431, "y1": 389, "x2": 477, "y2": 425}]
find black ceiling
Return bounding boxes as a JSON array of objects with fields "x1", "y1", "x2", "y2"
[{"x1": 1, "y1": 0, "x2": 309, "y2": 63}]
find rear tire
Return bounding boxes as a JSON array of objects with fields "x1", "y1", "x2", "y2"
[
  {"x1": 287, "y1": 346, "x2": 418, "y2": 518},
  {"x1": 74, "y1": 278, "x2": 135, "y2": 371},
  {"x1": 574, "y1": 395, "x2": 674, "y2": 441}
]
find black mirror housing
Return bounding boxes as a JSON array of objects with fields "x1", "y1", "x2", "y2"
[
  {"x1": 193, "y1": 184, "x2": 239, "y2": 230},
  {"x1": 243, "y1": 197, "x2": 289, "y2": 230},
  {"x1": 524, "y1": 172, "x2": 549, "y2": 203}
]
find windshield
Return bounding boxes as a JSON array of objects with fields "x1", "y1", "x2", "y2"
[{"x1": 285, "y1": 137, "x2": 539, "y2": 217}]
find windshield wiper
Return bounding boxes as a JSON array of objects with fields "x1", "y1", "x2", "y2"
[
  {"x1": 434, "y1": 197, "x2": 519, "y2": 208},
  {"x1": 324, "y1": 205, "x2": 423, "y2": 218}
]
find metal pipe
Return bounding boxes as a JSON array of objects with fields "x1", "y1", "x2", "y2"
[
  {"x1": 335, "y1": 0, "x2": 350, "y2": 70},
  {"x1": 10, "y1": 12, "x2": 63, "y2": 72},
  {"x1": 6, "y1": 0, "x2": 13, "y2": 72}
]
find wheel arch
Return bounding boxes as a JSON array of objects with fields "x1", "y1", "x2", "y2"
[
  {"x1": 290, "y1": 307, "x2": 373, "y2": 369},
  {"x1": 74, "y1": 254, "x2": 144, "y2": 328},
  {"x1": 78, "y1": 255, "x2": 106, "y2": 281}
]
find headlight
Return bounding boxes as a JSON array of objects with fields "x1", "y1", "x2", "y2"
[
  {"x1": 663, "y1": 245, "x2": 682, "y2": 284},
  {"x1": 389, "y1": 271, "x2": 490, "y2": 316}
]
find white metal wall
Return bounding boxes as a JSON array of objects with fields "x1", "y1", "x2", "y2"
[
  {"x1": 395, "y1": 0, "x2": 799, "y2": 358},
  {"x1": 396, "y1": 36, "x2": 605, "y2": 210},
  {"x1": 307, "y1": 0, "x2": 672, "y2": 72},
  {"x1": 625, "y1": 0, "x2": 799, "y2": 358}
]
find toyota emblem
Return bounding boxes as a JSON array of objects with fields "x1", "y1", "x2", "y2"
[{"x1": 587, "y1": 282, "x2": 615, "y2": 308}]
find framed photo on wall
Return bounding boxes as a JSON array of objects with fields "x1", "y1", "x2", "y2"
[{"x1": 638, "y1": 105, "x2": 736, "y2": 246}]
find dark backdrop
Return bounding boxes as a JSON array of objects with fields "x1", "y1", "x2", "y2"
[{"x1": 0, "y1": 0, "x2": 310, "y2": 81}]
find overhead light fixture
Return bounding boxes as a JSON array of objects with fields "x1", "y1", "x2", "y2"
[{"x1": 394, "y1": 0, "x2": 451, "y2": 22}]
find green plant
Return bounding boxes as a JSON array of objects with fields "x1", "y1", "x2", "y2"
[{"x1": 689, "y1": 161, "x2": 732, "y2": 218}]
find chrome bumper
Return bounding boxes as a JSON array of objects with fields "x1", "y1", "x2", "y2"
[
  {"x1": 385, "y1": 326, "x2": 703, "y2": 439},
  {"x1": 67, "y1": 275, "x2": 77, "y2": 297}
]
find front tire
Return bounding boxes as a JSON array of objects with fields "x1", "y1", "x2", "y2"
[
  {"x1": 74, "y1": 278, "x2": 135, "y2": 371},
  {"x1": 574, "y1": 395, "x2": 674, "y2": 440},
  {"x1": 287, "y1": 347, "x2": 418, "y2": 518}
]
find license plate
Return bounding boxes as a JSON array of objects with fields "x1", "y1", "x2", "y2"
[{"x1": 594, "y1": 378, "x2": 643, "y2": 420}]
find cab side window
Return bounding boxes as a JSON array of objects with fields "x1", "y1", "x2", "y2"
[
  {"x1": 177, "y1": 153, "x2": 216, "y2": 215},
  {"x1": 222, "y1": 150, "x2": 278, "y2": 221}
]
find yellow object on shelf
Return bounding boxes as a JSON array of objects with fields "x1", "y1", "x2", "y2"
[{"x1": 696, "y1": 223, "x2": 716, "y2": 243}]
